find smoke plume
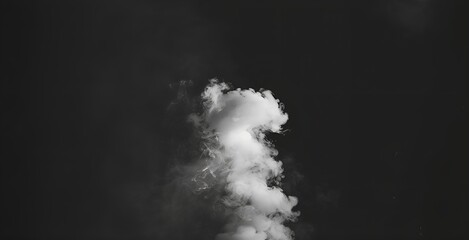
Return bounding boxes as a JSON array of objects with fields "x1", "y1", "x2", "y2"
[{"x1": 190, "y1": 80, "x2": 299, "y2": 240}]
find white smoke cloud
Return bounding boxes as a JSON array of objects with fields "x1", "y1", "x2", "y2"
[{"x1": 190, "y1": 79, "x2": 299, "y2": 240}]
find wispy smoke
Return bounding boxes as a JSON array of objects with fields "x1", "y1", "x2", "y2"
[{"x1": 190, "y1": 80, "x2": 299, "y2": 240}]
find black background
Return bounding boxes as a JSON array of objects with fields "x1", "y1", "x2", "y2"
[{"x1": 1, "y1": 0, "x2": 467, "y2": 239}]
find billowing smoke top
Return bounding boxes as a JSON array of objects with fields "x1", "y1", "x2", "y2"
[{"x1": 191, "y1": 80, "x2": 299, "y2": 240}]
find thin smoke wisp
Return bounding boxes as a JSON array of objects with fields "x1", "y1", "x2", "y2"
[{"x1": 190, "y1": 80, "x2": 299, "y2": 240}]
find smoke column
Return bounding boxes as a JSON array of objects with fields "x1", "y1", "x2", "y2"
[{"x1": 190, "y1": 80, "x2": 299, "y2": 240}]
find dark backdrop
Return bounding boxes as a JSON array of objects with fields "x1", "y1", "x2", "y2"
[{"x1": 1, "y1": 0, "x2": 467, "y2": 239}]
